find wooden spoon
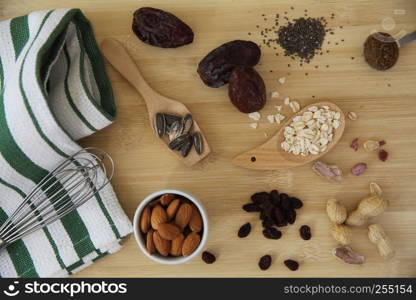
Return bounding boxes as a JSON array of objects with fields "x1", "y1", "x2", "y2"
[
  {"x1": 232, "y1": 102, "x2": 345, "y2": 170},
  {"x1": 101, "y1": 38, "x2": 210, "y2": 166}
]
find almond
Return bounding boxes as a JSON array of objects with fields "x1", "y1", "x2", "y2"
[
  {"x1": 175, "y1": 203, "x2": 193, "y2": 229},
  {"x1": 170, "y1": 233, "x2": 185, "y2": 256},
  {"x1": 166, "y1": 198, "x2": 181, "y2": 220},
  {"x1": 140, "y1": 206, "x2": 151, "y2": 233},
  {"x1": 153, "y1": 230, "x2": 170, "y2": 256},
  {"x1": 151, "y1": 205, "x2": 168, "y2": 230},
  {"x1": 146, "y1": 229, "x2": 156, "y2": 254},
  {"x1": 182, "y1": 232, "x2": 201, "y2": 256},
  {"x1": 160, "y1": 194, "x2": 175, "y2": 206},
  {"x1": 148, "y1": 198, "x2": 160, "y2": 208},
  {"x1": 189, "y1": 205, "x2": 202, "y2": 233},
  {"x1": 158, "y1": 223, "x2": 181, "y2": 240}
]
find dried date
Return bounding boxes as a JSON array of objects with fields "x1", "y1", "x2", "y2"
[
  {"x1": 197, "y1": 40, "x2": 261, "y2": 88},
  {"x1": 132, "y1": 7, "x2": 194, "y2": 48},
  {"x1": 228, "y1": 66, "x2": 266, "y2": 113}
]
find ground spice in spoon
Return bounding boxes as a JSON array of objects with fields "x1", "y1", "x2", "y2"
[{"x1": 364, "y1": 32, "x2": 399, "y2": 70}]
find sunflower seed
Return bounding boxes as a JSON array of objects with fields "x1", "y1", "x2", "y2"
[
  {"x1": 168, "y1": 134, "x2": 189, "y2": 151},
  {"x1": 181, "y1": 136, "x2": 193, "y2": 157},
  {"x1": 181, "y1": 114, "x2": 193, "y2": 135},
  {"x1": 164, "y1": 113, "x2": 181, "y2": 128},
  {"x1": 192, "y1": 132, "x2": 203, "y2": 155},
  {"x1": 167, "y1": 121, "x2": 183, "y2": 141},
  {"x1": 155, "y1": 113, "x2": 166, "y2": 138}
]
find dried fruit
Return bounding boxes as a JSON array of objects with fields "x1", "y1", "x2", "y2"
[
  {"x1": 158, "y1": 223, "x2": 181, "y2": 240},
  {"x1": 146, "y1": 230, "x2": 156, "y2": 254},
  {"x1": 285, "y1": 209, "x2": 296, "y2": 224},
  {"x1": 251, "y1": 192, "x2": 270, "y2": 205},
  {"x1": 180, "y1": 135, "x2": 193, "y2": 157},
  {"x1": 299, "y1": 225, "x2": 312, "y2": 240},
  {"x1": 351, "y1": 162, "x2": 367, "y2": 176},
  {"x1": 150, "y1": 205, "x2": 168, "y2": 230},
  {"x1": 155, "y1": 113, "x2": 166, "y2": 138},
  {"x1": 379, "y1": 140, "x2": 386, "y2": 146},
  {"x1": 175, "y1": 203, "x2": 193, "y2": 229},
  {"x1": 330, "y1": 223, "x2": 351, "y2": 245},
  {"x1": 312, "y1": 161, "x2": 343, "y2": 182},
  {"x1": 290, "y1": 197, "x2": 303, "y2": 209},
  {"x1": 350, "y1": 138, "x2": 359, "y2": 151},
  {"x1": 166, "y1": 198, "x2": 181, "y2": 220},
  {"x1": 378, "y1": 149, "x2": 388, "y2": 162},
  {"x1": 263, "y1": 227, "x2": 282, "y2": 239},
  {"x1": 238, "y1": 222, "x2": 251, "y2": 238},
  {"x1": 363, "y1": 140, "x2": 380, "y2": 152},
  {"x1": 153, "y1": 230, "x2": 171, "y2": 256},
  {"x1": 228, "y1": 66, "x2": 266, "y2": 113},
  {"x1": 132, "y1": 7, "x2": 194, "y2": 48},
  {"x1": 242, "y1": 203, "x2": 261, "y2": 212},
  {"x1": 197, "y1": 40, "x2": 261, "y2": 88},
  {"x1": 160, "y1": 194, "x2": 175, "y2": 206},
  {"x1": 273, "y1": 207, "x2": 287, "y2": 227},
  {"x1": 280, "y1": 196, "x2": 292, "y2": 210},
  {"x1": 192, "y1": 132, "x2": 203, "y2": 155},
  {"x1": 170, "y1": 233, "x2": 185, "y2": 256},
  {"x1": 202, "y1": 251, "x2": 216, "y2": 264},
  {"x1": 182, "y1": 232, "x2": 201, "y2": 256},
  {"x1": 368, "y1": 224, "x2": 395, "y2": 259},
  {"x1": 258, "y1": 255, "x2": 272, "y2": 270},
  {"x1": 140, "y1": 206, "x2": 151, "y2": 233},
  {"x1": 284, "y1": 259, "x2": 299, "y2": 271},
  {"x1": 262, "y1": 218, "x2": 275, "y2": 228},
  {"x1": 326, "y1": 199, "x2": 347, "y2": 224},
  {"x1": 333, "y1": 246, "x2": 364, "y2": 265},
  {"x1": 270, "y1": 190, "x2": 280, "y2": 206},
  {"x1": 189, "y1": 204, "x2": 203, "y2": 232}
]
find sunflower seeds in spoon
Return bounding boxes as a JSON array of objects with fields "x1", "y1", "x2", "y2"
[
  {"x1": 168, "y1": 134, "x2": 189, "y2": 151},
  {"x1": 181, "y1": 135, "x2": 193, "y2": 157},
  {"x1": 192, "y1": 132, "x2": 203, "y2": 155},
  {"x1": 181, "y1": 114, "x2": 193, "y2": 135},
  {"x1": 164, "y1": 113, "x2": 181, "y2": 128},
  {"x1": 167, "y1": 120, "x2": 183, "y2": 141},
  {"x1": 155, "y1": 113, "x2": 166, "y2": 138}
]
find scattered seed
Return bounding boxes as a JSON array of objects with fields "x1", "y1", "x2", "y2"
[
  {"x1": 181, "y1": 114, "x2": 193, "y2": 135},
  {"x1": 238, "y1": 223, "x2": 251, "y2": 238},
  {"x1": 168, "y1": 134, "x2": 189, "y2": 151},
  {"x1": 202, "y1": 251, "x2": 216, "y2": 264},
  {"x1": 192, "y1": 132, "x2": 203, "y2": 155},
  {"x1": 168, "y1": 121, "x2": 182, "y2": 141},
  {"x1": 180, "y1": 135, "x2": 193, "y2": 157},
  {"x1": 164, "y1": 113, "x2": 181, "y2": 128},
  {"x1": 259, "y1": 255, "x2": 272, "y2": 270},
  {"x1": 155, "y1": 113, "x2": 166, "y2": 138}
]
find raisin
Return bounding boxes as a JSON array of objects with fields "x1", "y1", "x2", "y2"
[
  {"x1": 259, "y1": 255, "x2": 272, "y2": 270},
  {"x1": 263, "y1": 227, "x2": 282, "y2": 239},
  {"x1": 262, "y1": 218, "x2": 275, "y2": 228},
  {"x1": 273, "y1": 207, "x2": 287, "y2": 227},
  {"x1": 285, "y1": 209, "x2": 297, "y2": 224},
  {"x1": 201, "y1": 251, "x2": 216, "y2": 264},
  {"x1": 279, "y1": 193, "x2": 289, "y2": 202},
  {"x1": 284, "y1": 259, "x2": 299, "y2": 271},
  {"x1": 378, "y1": 149, "x2": 388, "y2": 162},
  {"x1": 290, "y1": 197, "x2": 303, "y2": 209},
  {"x1": 251, "y1": 192, "x2": 270, "y2": 205},
  {"x1": 280, "y1": 196, "x2": 292, "y2": 210},
  {"x1": 242, "y1": 203, "x2": 261, "y2": 212},
  {"x1": 270, "y1": 189, "x2": 280, "y2": 206},
  {"x1": 300, "y1": 225, "x2": 312, "y2": 240},
  {"x1": 132, "y1": 7, "x2": 194, "y2": 48},
  {"x1": 238, "y1": 222, "x2": 251, "y2": 238},
  {"x1": 197, "y1": 40, "x2": 261, "y2": 88},
  {"x1": 228, "y1": 66, "x2": 266, "y2": 113}
]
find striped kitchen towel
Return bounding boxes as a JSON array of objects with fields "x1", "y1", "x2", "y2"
[{"x1": 0, "y1": 8, "x2": 132, "y2": 277}]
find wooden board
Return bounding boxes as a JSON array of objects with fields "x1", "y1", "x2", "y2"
[{"x1": 1, "y1": 0, "x2": 416, "y2": 278}]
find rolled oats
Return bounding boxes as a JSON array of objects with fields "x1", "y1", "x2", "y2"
[
  {"x1": 347, "y1": 111, "x2": 358, "y2": 121},
  {"x1": 284, "y1": 97, "x2": 290, "y2": 105},
  {"x1": 250, "y1": 122, "x2": 258, "y2": 129},
  {"x1": 267, "y1": 115, "x2": 275, "y2": 123},
  {"x1": 289, "y1": 101, "x2": 301, "y2": 113},
  {"x1": 271, "y1": 91, "x2": 280, "y2": 98},
  {"x1": 248, "y1": 112, "x2": 261, "y2": 121}
]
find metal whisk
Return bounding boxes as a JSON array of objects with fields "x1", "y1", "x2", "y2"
[{"x1": 0, "y1": 147, "x2": 114, "y2": 251}]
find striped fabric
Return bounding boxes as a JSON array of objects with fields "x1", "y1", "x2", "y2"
[{"x1": 0, "y1": 8, "x2": 132, "y2": 277}]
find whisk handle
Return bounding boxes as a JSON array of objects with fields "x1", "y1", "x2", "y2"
[{"x1": 0, "y1": 238, "x2": 7, "y2": 252}]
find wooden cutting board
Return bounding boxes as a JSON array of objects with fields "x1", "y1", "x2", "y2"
[{"x1": 1, "y1": 0, "x2": 415, "y2": 278}]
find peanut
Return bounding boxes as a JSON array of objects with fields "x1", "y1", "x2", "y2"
[
  {"x1": 330, "y1": 223, "x2": 352, "y2": 245},
  {"x1": 368, "y1": 224, "x2": 395, "y2": 259},
  {"x1": 326, "y1": 199, "x2": 347, "y2": 224}
]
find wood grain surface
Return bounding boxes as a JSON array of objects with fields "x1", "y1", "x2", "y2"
[{"x1": 1, "y1": 0, "x2": 415, "y2": 278}]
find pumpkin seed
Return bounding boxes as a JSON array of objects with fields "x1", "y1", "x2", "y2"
[
  {"x1": 168, "y1": 134, "x2": 189, "y2": 151},
  {"x1": 192, "y1": 132, "x2": 203, "y2": 155},
  {"x1": 164, "y1": 113, "x2": 181, "y2": 128},
  {"x1": 181, "y1": 136, "x2": 193, "y2": 157},
  {"x1": 155, "y1": 113, "x2": 166, "y2": 138},
  {"x1": 167, "y1": 121, "x2": 183, "y2": 141},
  {"x1": 181, "y1": 114, "x2": 193, "y2": 135}
]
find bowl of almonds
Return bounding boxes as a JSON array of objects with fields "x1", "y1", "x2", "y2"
[{"x1": 133, "y1": 189, "x2": 208, "y2": 264}]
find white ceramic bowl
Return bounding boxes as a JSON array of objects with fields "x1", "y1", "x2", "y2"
[{"x1": 133, "y1": 189, "x2": 208, "y2": 265}]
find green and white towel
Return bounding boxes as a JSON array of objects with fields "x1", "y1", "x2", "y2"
[{"x1": 0, "y1": 8, "x2": 132, "y2": 277}]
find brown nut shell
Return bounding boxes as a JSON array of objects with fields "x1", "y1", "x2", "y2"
[
  {"x1": 166, "y1": 198, "x2": 181, "y2": 220},
  {"x1": 140, "y1": 206, "x2": 151, "y2": 233},
  {"x1": 153, "y1": 230, "x2": 171, "y2": 256},
  {"x1": 157, "y1": 223, "x2": 181, "y2": 240},
  {"x1": 151, "y1": 205, "x2": 168, "y2": 230},
  {"x1": 189, "y1": 205, "x2": 203, "y2": 232},
  {"x1": 175, "y1": 203, "x2": 193, "y2": 229},
  {"x1": 170, "y1": 233, "x2": 185, "y2": 256},
  {"x1": 326, "y1": 199, "x2": 347, "y2": 224},
  {"x1": 182, "y1": 232, "x2": 201, "y2": 256},
  {"x1": 330, "y1": 223, "x2": 351, "y2": 245}
]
